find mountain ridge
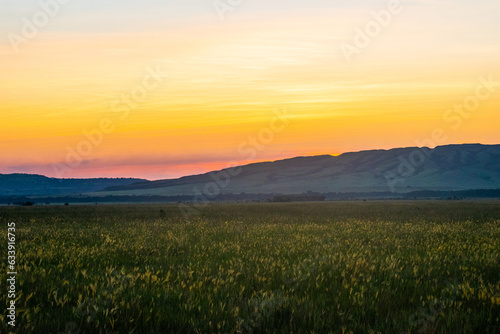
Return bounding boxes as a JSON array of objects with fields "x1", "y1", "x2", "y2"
[
  {"x1": 97, "y1": 144, "x2": 500, "y2": 196},
  {"x1": 2, "y1": 144, "x2": 499, "y2": 197},
  {"x1": 0, "y1": 174, "x2": 147, "y2": 196}
]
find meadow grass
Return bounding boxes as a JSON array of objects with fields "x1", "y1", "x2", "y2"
[{"x1": 0, "y1": 201, "x2": 499, "y2": 333}]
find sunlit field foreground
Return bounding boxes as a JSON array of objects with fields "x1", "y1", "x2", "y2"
[{"x1": 1, "y1": 201, "x2": 500, "y2": 333}]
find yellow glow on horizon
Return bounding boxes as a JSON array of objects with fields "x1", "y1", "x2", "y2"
[{"x1": 1, "y1": 12, "x2": 499, "y2": 178}]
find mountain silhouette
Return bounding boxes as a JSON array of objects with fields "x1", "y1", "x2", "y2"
[{"x1": 96, "y1": 144, "x2": 500, "y2": 196}]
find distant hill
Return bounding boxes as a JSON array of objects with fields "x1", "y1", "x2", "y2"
[
  {"x1": 96, "y1": 144, "x2": 500, "y2": 196},
  {"x1": 2, "y1": 144, "x2": 499, "y2": 199},
  {"x1": 0, "y1": 174, "x2": 147, "y2": 196}
]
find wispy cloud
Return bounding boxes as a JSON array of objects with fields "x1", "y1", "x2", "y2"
[{"x1": 1, "y1": 0, "x2": 499, "y2": 179}]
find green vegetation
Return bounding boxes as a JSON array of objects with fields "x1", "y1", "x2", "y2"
[{"x1": 1, "y1": 201, "x2": 500, "y2": 333}]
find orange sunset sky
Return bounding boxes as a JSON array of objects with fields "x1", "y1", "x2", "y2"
[{"x1": 1, "y1": 0, "x2": 499, "y2": 179}]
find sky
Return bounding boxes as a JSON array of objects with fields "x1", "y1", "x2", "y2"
[{"x1": 0, "y1": 0, "x2": 499, "y2": 179}]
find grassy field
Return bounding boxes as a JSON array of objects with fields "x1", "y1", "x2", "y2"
[{"x1": 1, "y1": 201, "x2": 500, "y2": 333}]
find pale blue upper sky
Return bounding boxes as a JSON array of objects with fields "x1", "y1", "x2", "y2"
[{"x1": 1, "y1": 0, "x2": 499, "y2": 36}]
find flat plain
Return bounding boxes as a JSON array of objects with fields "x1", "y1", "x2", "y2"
[{"x1": 1, "y1": 201, "x2": 499, "y2": 333}]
